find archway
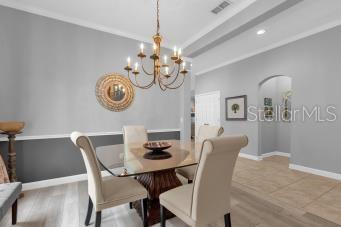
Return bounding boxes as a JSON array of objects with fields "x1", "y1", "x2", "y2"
[{"x1": 258, "y1": 75, "x2": 292, "y2": 157}]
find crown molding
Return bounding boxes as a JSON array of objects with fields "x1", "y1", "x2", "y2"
[
  {"x1": 0, "y1": 0, "x2": 174, "y2": 49},
  {"x1": 195, "y1": 20, "x2": 341, "y2": 76},
  {"x1": 0, "y1": 0, "x2": 256, "y2": 51},
  {"x1": 181, "y1": 0, "x2": 257, "y2": 49}
]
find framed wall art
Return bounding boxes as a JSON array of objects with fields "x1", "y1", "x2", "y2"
[{"x1": 225, "y1": 95, "x2": 247, "y2": 121}]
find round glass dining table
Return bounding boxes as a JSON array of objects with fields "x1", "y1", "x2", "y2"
[{"x1": 96, "y1": 140, "x2": 201, "y2": 226}]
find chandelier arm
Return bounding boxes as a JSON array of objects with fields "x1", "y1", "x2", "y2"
[
  {"x1": 158, "y1": 80, "x2": 167, "y2": 91},
  {"x1": 164, "y1": 74, "x2": 186, "y2": 90},
  {"x1": 161, "y1": 64, "x2": 181, "y2": 87},
  {"x1": 127, "y1": 71, "x2": 154, "y2": 89},
  {"x1": 159, "y1": 63, "x2": 176, "y2": 77},
  {"x1": 127, "y1": 71, "x2": 146, "y2": 88},
  {"x1": 140, "y1": 58, "x2": 154, "y2": 76},
  {"x1": 135, "y1": 74, "x2": 155, "y2": 89},
  {"x1": 158, "y1": 74, "x2": 168, "y2": 91}
]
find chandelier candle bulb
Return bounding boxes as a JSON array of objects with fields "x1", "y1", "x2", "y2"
[
  {"x1": 178, "y1": 48, "x2": 182, "y2": 58},
  {"x1": 127, "y1": 57, "x2": 131, "y2": 67},
  {"x1": 134, "y1": 62, "x2": 139, "y2": 71},
  {"x1": 140, "y1": 43, "x2": 144, "y2": 53},
  {"x1": 182, "y1": 62, "x2": 186, "y2": 70},
  {"x1": 164, "y1": 55, "x2": 168, "y2": 64},
  {"x1": 153, "y1": 43, "x2": 157, "y2": 53}
]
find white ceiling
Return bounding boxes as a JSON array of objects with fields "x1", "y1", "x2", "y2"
[
  {"x1": 193, "y1": 0, "x2": 341, "y2": 75},
  {"x1": 0, "y1": 0, "x2": 256, "y2": 48}
]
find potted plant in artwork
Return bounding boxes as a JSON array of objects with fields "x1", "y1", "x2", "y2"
[
  {"x1": 282, "y1": 90, "x2": 292, "y2": 121},
  {"x1": 232, "y1": 104, "x2": 240, "y2": 114}
]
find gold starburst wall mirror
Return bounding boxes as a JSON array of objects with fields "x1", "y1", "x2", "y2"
[{"x1": 96, "y1": 73, "x2": 135, "y2": 112}]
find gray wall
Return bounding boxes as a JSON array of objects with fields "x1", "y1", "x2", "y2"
[
  {"x1": 0, "y1": 6, "x2": 190, "y2": 183},
  {"x1": 0, "y1": 131, "x2": 180, "y2": 183},
  {"x1": 196, "y1": 25, "x2": 341, "y2": 174},
  {"x1": 0, "y1": 6, "x2": 184, "y2": 136},
  {"x1": 179, "y1": 75, "x2": 192, "y2": 140}
]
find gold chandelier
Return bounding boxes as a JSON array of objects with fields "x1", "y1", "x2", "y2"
[{"x1": 124, "y1": 0, "x2": 188, "y2": 90}]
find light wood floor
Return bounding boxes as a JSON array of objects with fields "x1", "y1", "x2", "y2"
[{"x1": 1, "y1": 156, "x2": 340, "y2": 227}]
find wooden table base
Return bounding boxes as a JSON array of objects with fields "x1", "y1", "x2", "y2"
[{"x1": 133, "y1": 169, "x2": 182, "y2": 226}]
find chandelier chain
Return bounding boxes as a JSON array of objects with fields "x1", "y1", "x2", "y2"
[{"x1": 156, "y1": 0, "x2": 160, "y2": 34}]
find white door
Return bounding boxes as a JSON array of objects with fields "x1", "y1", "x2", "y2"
[{"x1": 195, "y1": 91, "x2": 221, "y2": 136}]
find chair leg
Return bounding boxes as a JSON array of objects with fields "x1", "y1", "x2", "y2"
[
  {"x1": 160, "y1": 205, "x2": 166, "y2": 227},
  {"x1": 224, "y1": 213, "x2": 231, "y2": 227},
  {"x1": 12, "y1": 199, "x2": 18, "y2": 225},
  {"x1": 188, "y1": 179, "x2": 193, "y2": 184},
  {"x1": 141, "y1": 198, "x2": 148, "y2": 227},
  {"x1": 85, "y1": 196, "x2": 93, "y2": 226},
  {"x1": 131, "y1": 177, "x2": 137, "y2": 210},
  {"x1": 95, "y1": 211, "x2": 101, "y2": 227}
]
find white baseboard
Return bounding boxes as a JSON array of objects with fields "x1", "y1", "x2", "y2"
[
  {"x1": 22, "y1": 170, "x2": 111, "y2": 191},
  {"x1": 22, "y1": 161, "x2": 341, "y2": 191},
  {"x1": 262, "y1": 151, "x2": 291, "y2": 158},
  {"x1": 238, "y1": 153, "x2": 263, "y2": 161},
  {"x1": 289, "y1": 164, "x2": 341, "y2": 181}
]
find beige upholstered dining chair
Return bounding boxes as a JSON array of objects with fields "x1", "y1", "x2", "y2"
[
  {"x1": 123, "y1": 125, "x2": 148, "y2": 144},
  {"x1": 70, "y1": 132, "x2": 148, "y2": 227},
  {"x1": 196, "y1": 125, "x2": 224, "y2": 143},
  {"x1": 160, "y1": 135, "x2": 248, "y2": 227},
  {"x1": 122, "y1": 125, "x2": 148, "y2": 209},
  {"x1": 176, "y1": 125, "x2": 224, "y2": 183}
]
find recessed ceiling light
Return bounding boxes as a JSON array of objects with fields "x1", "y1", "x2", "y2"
[{"x1": 257, "y1": 29, "x2": 266, "y2": 35}]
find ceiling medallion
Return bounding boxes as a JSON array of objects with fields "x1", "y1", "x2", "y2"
[{"x1": 124, "y1": 0, "x2": 188, "y2": 91}]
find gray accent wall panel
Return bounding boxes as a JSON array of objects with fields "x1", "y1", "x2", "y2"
[
  {"x1": 196, "y1": 25, "x2": 341, "y2": 174},
  {"x1": 0, "y1": 131, "x2": 180, "y2": 183},
  {"x1": 0, "y1": 5, "x2": 183, "y2": 136}
]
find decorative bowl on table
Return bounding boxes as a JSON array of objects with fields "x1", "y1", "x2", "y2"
[
  {"x1": 143, "y1": 141, "x2": 172, "y2": 151},
  {"x1": 0, "y1": 121, "x2": 25, "y2": 134},
  {"x1": 143, "y1": 141, "x2": 172, "y2": 160}
]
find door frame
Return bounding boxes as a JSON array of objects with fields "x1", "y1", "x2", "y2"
[{"x1": 195, "y1": 91, "x2": 221, "y2": 136}]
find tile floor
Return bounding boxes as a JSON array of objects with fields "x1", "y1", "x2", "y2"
[
  {"x1": 1, "y1": 155, "x2": 340, "y2": 227},
  {"x1": 234, "y1": 155, "x2": 341, "y2": 225}
]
